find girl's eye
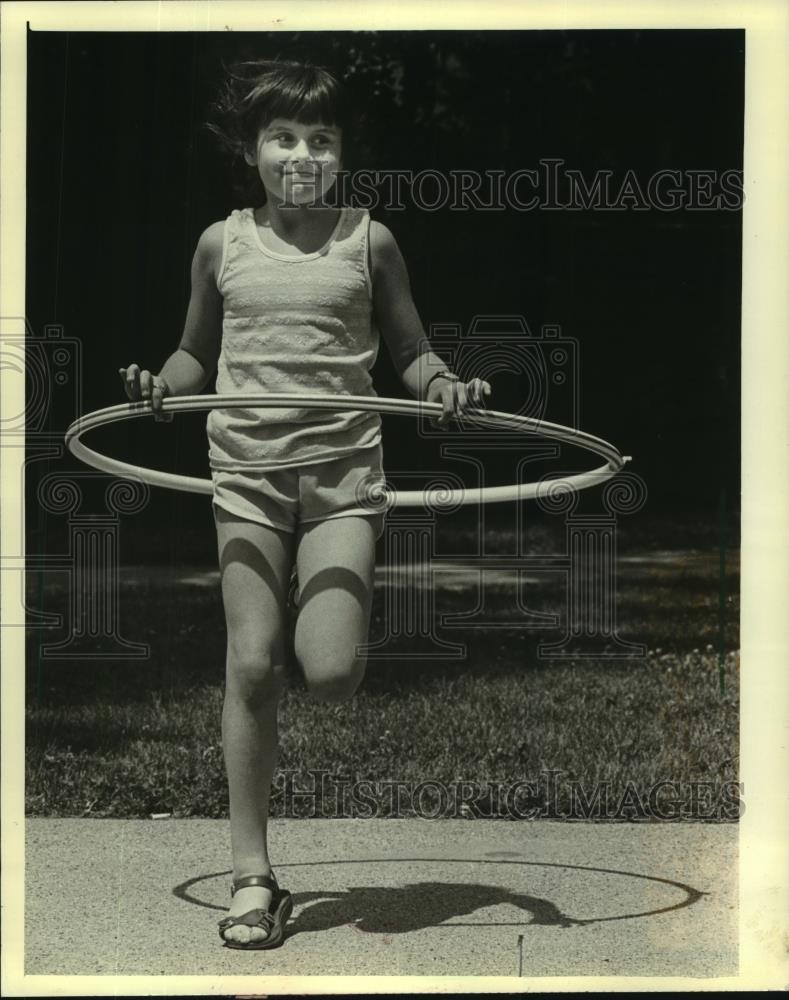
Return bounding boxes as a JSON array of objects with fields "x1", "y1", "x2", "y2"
[{"x1": 271, "y1": 133, "x2": 331, "y2": 146}]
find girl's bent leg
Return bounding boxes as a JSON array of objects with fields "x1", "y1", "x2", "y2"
[
  {"x1": 294, "y1": 514, "x2": 378, "y2": 702},
  {"x1": 215, "y1": 506, "x2": 294, "y2": 945}
]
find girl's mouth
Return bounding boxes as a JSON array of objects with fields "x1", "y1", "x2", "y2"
[{"x1": 282, "y1": 166, "x2": 318, "y2": 177}]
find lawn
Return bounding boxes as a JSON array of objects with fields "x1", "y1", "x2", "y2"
[{"x1": 25, "y1": 513, "x2": 740, "y2": 819}]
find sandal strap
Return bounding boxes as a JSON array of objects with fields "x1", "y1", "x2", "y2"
[
  {"x1": 219, "y1": 908, "x2": 276, "y2": 932},
  {"x1": 231, "y1": 873, "x2": 278, "y2": 896}
]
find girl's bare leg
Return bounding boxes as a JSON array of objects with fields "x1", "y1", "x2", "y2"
[
  {"x1": 293, "y1": 514, "x2": 379, "y2": 703},
  {"x1": 215, "y1": 507, "x2": 294, "y2": 945}
]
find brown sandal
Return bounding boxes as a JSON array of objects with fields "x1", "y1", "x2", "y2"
[{"x1": 218, "y1": 873, "x2": 293, "y2": 950}]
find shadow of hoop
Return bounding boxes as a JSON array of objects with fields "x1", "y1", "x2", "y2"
[{"x1": 173, "y1": 855, "x2": 707, "y2": 930}]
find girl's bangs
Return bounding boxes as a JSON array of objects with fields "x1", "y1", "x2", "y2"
[{"x1": 265, "y1": 85, "x2": 343, "y2": 129}]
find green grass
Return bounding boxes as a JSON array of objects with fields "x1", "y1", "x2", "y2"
[
  {"x1": 27, "y1": 649, "x2": 739, "y2": 819},
  {"x1": 25, "y1": 522, "x2": 740, "y2": 819}
]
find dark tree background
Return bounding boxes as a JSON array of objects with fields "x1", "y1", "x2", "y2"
[{"x1": 26, "y1": 29, "x2": 742, "y2": 561}]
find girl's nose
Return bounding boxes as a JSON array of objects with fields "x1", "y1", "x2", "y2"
[{"x1": 290, "y1": 138, "x2": 311, "y2": 161}]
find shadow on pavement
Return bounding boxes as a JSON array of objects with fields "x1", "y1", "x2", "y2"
[{"x1": 173, "y1": 856, "x2": 707, "y2": 941}]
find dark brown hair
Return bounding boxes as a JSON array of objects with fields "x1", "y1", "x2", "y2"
[{"x1": 207, "y1": 58, "x2": 352, "y2": 154}]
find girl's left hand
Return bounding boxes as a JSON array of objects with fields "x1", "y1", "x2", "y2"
[{"x1": 428, "y1": 376, "x2": 492, "y2": 428}]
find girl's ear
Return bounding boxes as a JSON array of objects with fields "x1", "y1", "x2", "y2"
[{"x1": 244, "y1": 126, "x2": 267, "y2": 166}]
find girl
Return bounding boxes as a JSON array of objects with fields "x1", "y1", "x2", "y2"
[{"x1": 120, "y1": 59, "x2": 491, "y2": 950}]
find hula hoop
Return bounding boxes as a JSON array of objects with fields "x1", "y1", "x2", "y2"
[{"x1": 65, "y1": 394, "x2": 631, "y2": 508}]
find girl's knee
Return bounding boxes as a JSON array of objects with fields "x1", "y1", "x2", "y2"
[
  {"x1": 226, "y1": 640, "x2": 287, "y2": 703},
  {"x1": 303, "y1": 655, "x2": 366, "y2": 704}
]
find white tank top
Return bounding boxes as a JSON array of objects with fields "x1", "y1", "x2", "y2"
[{"x1": 207, "y1": 205, "x2": 382, "y2": 472}]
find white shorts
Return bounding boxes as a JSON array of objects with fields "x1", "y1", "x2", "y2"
[{"x1": 211, "y1": 443, "x2": 388, "y2": 541}]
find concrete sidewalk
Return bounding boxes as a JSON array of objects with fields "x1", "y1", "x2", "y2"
[{"x1": 23, "y1": 818, "x2": 737, "y2": 979}]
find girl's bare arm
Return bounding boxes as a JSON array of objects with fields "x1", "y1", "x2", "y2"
[
  {"x1": 369, "y1": 220, "x2": 490, "y2": 425},
  {"x1": 369, "y1": 220, "x2": 442, "y2": 392},
  {"x1": 120, "y1": 222, "x2": 224, "y2": 416}
]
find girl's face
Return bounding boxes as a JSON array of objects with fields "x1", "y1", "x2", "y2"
[{"x1": 245, "y1": 117, "x2": 342, "y2": 206}]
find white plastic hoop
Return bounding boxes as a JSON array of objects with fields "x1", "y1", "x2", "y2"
[{"x1": 65, "y1": 394, "x2": 630, "y2": 508}]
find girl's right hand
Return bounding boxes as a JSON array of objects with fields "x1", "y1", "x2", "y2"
[{"x1": 119, "y1": 364, "x2": 173, "y2": 422}]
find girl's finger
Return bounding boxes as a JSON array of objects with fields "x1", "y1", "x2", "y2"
[
  {"x1": 140, "y1": 370, "x2": 153, "y2": 400},
  {"x1": 473, "y1": 379, "x2": 491, "y2": 404},
  {"x1": 126, "y1": 364, "x2": 141, "y2": 400},
  {"x1": 151, "y1": 380, "x2": 172, "y2": 422},
  {"x1": 455, "y1": 382, "x2": 469, "y2": 415},
  {"x1": 121, "y1": 364, "x2": 139, "y2": 400},
  {"x1": 436, "y1": 384, "x2": 452, "y2": 426},
  {"x1": 445, "y1": 381, "x2": 459, "y2": 424},
  {"x1": 468, "y1": 380, "x2": 491, "y2": 409}
]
